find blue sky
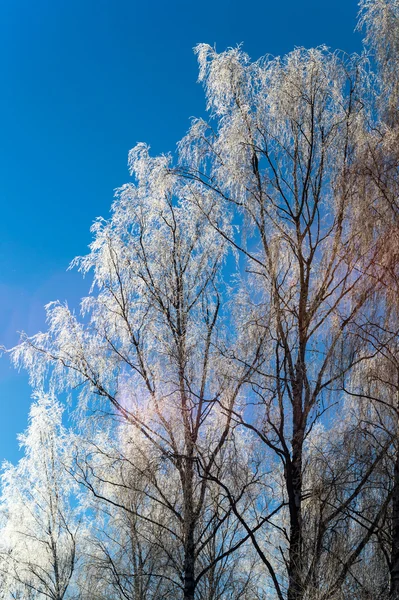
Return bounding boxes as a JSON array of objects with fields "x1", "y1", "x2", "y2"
[{"x1": 0, "y1": 0, "x2": 361, "y2": 462}]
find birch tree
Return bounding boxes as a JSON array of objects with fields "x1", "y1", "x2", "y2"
[
  {"x1": 174, "y1": 41, "x2": 377, "y2": 599},
  {"x1": 10, "y1": 154, "x2": 267, "y2": 599}
]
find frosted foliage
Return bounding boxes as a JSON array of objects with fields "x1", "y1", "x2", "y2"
[
  {"x1": 179, "y1": 43, "x2": 372, "y2": 432},
  {"x1": 0, "y1": 394, "x2": 80, "y2": 600},
  {"x1": 195, "y1": 44, "x2": 251, "y2": 116},
  {"x1": 180, "y1": 45, "x2": 370, "y2": 357},
  {"x1": 359, "y1": 0, "x2": 399, "y2": 120},
  {"x1": 185, "y1": 45, "x2": 367, "y2": 201},
  {"x1": 12, "y1": 145, "x2": 234, "y2": 435}
]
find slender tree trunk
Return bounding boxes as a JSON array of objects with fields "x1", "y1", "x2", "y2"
[
  {"x1": 391, "y1": 452, "x2": 399, "y2": 600},
  {"x1": 390, "y1": 383, "x2": 399, "y2": 600},
  {"x1": 183, "y1": 520, "x2": 196, "y2": 600},
  {"x1": 183, "y1": 436, "x2": 196, "y2": 600},
  {"x1": 183, "y1": 462, "x2": 196, "y2": 600},
  {"x1": 287, "y1": 403, "x2": 305, "y2": 600}
]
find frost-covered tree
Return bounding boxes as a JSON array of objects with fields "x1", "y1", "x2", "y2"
[
  {"x1": 10, "y1": 162, "x2": 268, "y2": 599},
  {"x1": 174, "y1": 40, "x2": 377, "y2": 599},
  {"x1": 0, "y1": 393, "x2": 80, "y2": 600}
]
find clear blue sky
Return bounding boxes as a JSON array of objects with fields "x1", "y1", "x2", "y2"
[{"x1": 0, "y1": 0, "x2": 361, "y2": 462}]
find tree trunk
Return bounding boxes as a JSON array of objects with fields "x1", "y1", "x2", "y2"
[
  {"x1": 183, "y1": 456, "x2": 197, "y2": 600},
  {"x1": 287, "y1": 408, "x2": 305, "y2": 600},
  {"x1": 391, "y1": 447, "x2": 399, "y2": 599},
  {"x1": 183, "y1": 521, "x2": 196, "y2": 600},
  {"x1": 390, "y1": 385, "x2": 399, "y2": 600}
]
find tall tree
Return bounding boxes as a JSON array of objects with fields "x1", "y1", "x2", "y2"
[
  {"x1": 10, "y1": 156, "x2": 265, "y2": 599},
  {"x1": 176, "y1": 42, "x2": 374, "y2": 599}
]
